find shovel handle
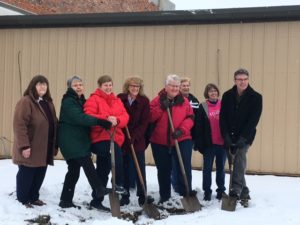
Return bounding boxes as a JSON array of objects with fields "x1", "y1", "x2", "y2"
[
  {"x1": 107, "y1": 127, "x2": 117, "y2": 191},
  {"x1": 166, "y1": 107, "x2": 190, "y2": 196},
  {"x1": 125, "y1": 126, "x2": 148, "y2": 198}
]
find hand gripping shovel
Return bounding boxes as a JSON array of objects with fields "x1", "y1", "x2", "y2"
[
  {"x1": 108, "y1": 128, "x2": 121, "y2": 218},
  {"x1": 221, "y1": 144, "x2": 238, "y2": 211},
  {"x1": 125, "y1": 127, "x2": 161, "y2": 219},
  {"x1": 166, "y1": 108, "x2": 202, "y2": 212}
]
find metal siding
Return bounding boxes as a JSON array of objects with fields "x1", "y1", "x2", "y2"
[
  {"x1": 250, "y1": 24, "x2": 265, "y2": 172},
  {"x1": 273, "y1": 23, "x2": 289, "y2": 173},
  {"x1": 261, "y1": 23, "x2": 277, "y2": 173},
  {"x1": 286, "y1": 22, "x2": 300, "y2": 173},
  {"x1": 1, "y1": 22, "x2": 300, "y2": 175}
]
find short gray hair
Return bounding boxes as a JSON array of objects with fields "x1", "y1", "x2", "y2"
[
  {"x1": 165, "y1": 74, "x2": 180, "y2": 85},
  {"x1": 67, "y1": 75, "x2": 82, "y2": 88}
]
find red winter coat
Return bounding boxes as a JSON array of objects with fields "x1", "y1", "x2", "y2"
[
  {"x1": 84, "y1": 88, "x2": 129, "y2": 147},
  {"x1": 150, "y1": 90, "x2": 194, "y2": 146}
]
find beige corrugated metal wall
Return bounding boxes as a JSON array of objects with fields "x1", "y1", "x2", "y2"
[{"x1": 1, "y1": 22, "x2": 300, "y2": 175}]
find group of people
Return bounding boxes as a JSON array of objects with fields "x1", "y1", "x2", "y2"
[{"x1": 12, "y1": 68, "x2": 262, "y2": 211}]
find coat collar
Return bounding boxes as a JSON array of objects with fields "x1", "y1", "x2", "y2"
[
  {"x1": 64, "y1": 88, "x2": 85, "y2": 101},
  {"x1": 231, "y1": 84, "x2": 255, "y2": 97},
  {"x1": 158, "y1": 89, "x2": 184, "y2": 106}
]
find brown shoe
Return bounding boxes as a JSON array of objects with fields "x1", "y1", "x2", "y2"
[
  {"x1": 31, "y1": 199, "x2": 46, "y2": 206},
  {"x1": 23, "y1": 203, "x2": 34, "y2": 208}
]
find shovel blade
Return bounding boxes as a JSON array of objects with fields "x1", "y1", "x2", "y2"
[
  {"x1": 181, "y1": 196, "x2": 202, "y2": 212},
  {"x1": 142, "y1": 203, "x2": 161, "y2": 219},
  {"x1": 221, "y1": 196, "x2": 237, "y2": 211},
  {"x1": 109, "y1": 192, "x2": 121, "y2": 218}
]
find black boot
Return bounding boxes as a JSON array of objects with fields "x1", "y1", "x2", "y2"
[
  {"x1": 90, "y1": 199, "x2": 110, "y2": 212},
  {"x1": 120, "y1": 195, "x2": 130, "y2": 206},
  {"x1": 203, "y1": 192, "x2": 211, "y2": 201},
  {"x1": 240, "y1": 192, "x2": 250, "y2": 208},
  {"x1": 216, "y1": 191, "x2": 227, "y2": 200},
  {"x1": 139, "y1": 195, "x2": 154, "y2": 206},
  {"x1": 59, "y1": 200, "x2": 81, "y2": 209},
  {"x1": 95, "y1": 187, "x2": 111, "y2": 198}
]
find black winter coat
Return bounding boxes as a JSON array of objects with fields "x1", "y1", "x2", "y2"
[
  {"x1": 194, "y1": 102, "x2": 213, "y2": 154},
  {"x1": 220, "y1": 85, "x2": 262, "y2": 145},
  {"x1": 186, "y1": 93, "x2": 200, "y2": 142}
]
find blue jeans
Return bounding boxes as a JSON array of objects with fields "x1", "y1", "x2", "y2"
[
  {"x1": 152, "y1": 139, "x2": 193, "y2": 200},
  {"x1": 172, "y1": 140, "x2": 193, "y2": 196},
  {"x1": 202, "y1": 145, "x2": 226, "y2": 194},
  {"x1": 91, "y1": 140, "x2": 124, "y2": 201},
  {"x1": 171, "y1": 157, "x2": 180, "y2": 193},
  {"x1": 123, "y1": 151, "x2": 146, "y2": 197},
  {"x1": 16, "y1": 165, "x2": 47, "y2": 204}
]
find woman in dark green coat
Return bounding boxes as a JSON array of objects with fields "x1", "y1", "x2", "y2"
[{"x1": 58, "y1": 75, "x2": 112, "y2": 209}]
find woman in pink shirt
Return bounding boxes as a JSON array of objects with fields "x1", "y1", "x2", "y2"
[{"x1": 194, "y1": 83, "x2": 226, "y2": 201}]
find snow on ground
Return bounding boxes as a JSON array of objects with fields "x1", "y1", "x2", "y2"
[{"x1": 1, "y1": 159, "x2": 300, "y2": 225}]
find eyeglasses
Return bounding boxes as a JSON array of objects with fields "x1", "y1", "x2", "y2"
[
  {"x1": 235, "y1": 78, "x2": 249, "y2": 82},
  {"x1": 167, "y1": 84, "x2": 180, "y2": 88},
  {"x1": 129, "y1": 85, "x2": 140, "y2": 88}
]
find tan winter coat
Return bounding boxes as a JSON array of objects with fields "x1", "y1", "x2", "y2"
[{"x1": 12, "y1": 94, "x2": 58, "y2": 167}]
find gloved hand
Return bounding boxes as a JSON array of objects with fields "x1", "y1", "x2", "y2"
[
  {"x1": 236, "y1": 136, "x2": 247, "y2": 149},
  {"x1": 224, "y1": 134, "x2": 232, "y2": 149},
  {"x1": 160, "y1": 98, "x2": 170, "y2": 110},
  {"x1": 172, "y1": 129, "x2": 183, "y2": 139},
  {"x1": 97, "y1": 119, "x2": 112, "y2": 130}
]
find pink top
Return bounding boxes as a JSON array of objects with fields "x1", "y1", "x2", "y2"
[{"x1": 207, "y1": 100, "x2": 224, "y2": 145}]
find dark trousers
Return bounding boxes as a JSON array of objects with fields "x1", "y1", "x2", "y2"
[
  {"x1": 60, "y1": 155, "x2": 104, "y2": 202},
  {"x1": 171, "y1": 141, "x2": 195, "y2": 193},
  {"x1": 123, "y1": 151, "x2": 146, "y2": 198},
  {"x1": 152, "y1": 140, "x2": 193, "y2": 201},
  {"x1": 91, "y1": 140, "x2": 124, "y2": 202},
  {"x1": 232, "y1": 144, "x2": 249, "y2": 197},
  {"x1": 16, "y1": 165, "x2": 47, "y2": 204},
  {"x1": 128, "y1": 156, "x2": 137, "y2": 189},
  {"x1": 202, "y1": 145, "x2": 227, "y2": 194},
  {"x1": 171, "y1": 140, "x2": 193, "y2": 196}
]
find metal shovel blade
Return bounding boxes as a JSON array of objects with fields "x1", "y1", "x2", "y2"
[
  {"x1": 109, "y1": 192, "x2": 121, "y2": 218},
  {"x1": 221, "y1": 195, "x2": 237, "y2": 211},
  {"x1": 142, "y1": 202, "x2": 161, "y2": 219},
  {"x1": 181, "y1": 196, "x2": 202, "y2": 212}
]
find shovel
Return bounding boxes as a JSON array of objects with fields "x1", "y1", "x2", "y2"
[
  {"x1": 166, "y1": 108, "x2": 202, "y2": 212},
  {"x1": 221, "y1": 145, "x2": 238, "y2": 211},
  {"x1": 125, "y1": 127, "x2": 161, "y2": 219},
  {"x1": 108, "y1": 127, "x2": 121, "y2": 218}
]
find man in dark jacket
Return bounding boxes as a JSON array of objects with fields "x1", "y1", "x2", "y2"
[{"x1": 220, "y1": 68, "x2": 262, "y2": 206}]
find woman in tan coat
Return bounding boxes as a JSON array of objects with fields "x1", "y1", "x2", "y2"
[{"x1": 13, "y1": 75, "x2": 58, "y2": 208}]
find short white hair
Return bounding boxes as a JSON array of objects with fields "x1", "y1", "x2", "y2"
[
  {"x1": 67, "y1": 75, "x2": 82, "y2": 88},
  {"x1": 165, "y1": 74, "x2": 180, "y2": 85}
]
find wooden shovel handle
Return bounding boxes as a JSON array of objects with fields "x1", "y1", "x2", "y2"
[
  {"x1": 125, "y1": 126, "x2": 148, "y2": 197},
  {"x1": 166, "y1": 107, "x2": 190, "y2": 196}
]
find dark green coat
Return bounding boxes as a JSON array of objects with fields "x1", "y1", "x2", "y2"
[{"x1": 58, "y1": 88, "x2": 100, "y2": 160}]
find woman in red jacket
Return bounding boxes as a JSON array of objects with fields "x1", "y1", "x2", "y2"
[
  {"x1": 84, "y1": 75, "x2": 129, "y2": 211},
  {"x1": 150, "y1": 74, "x2": 195, "y2": 204},
  {"x1": 117, "y1": 76, "x2": 154, "y2": 207}
]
